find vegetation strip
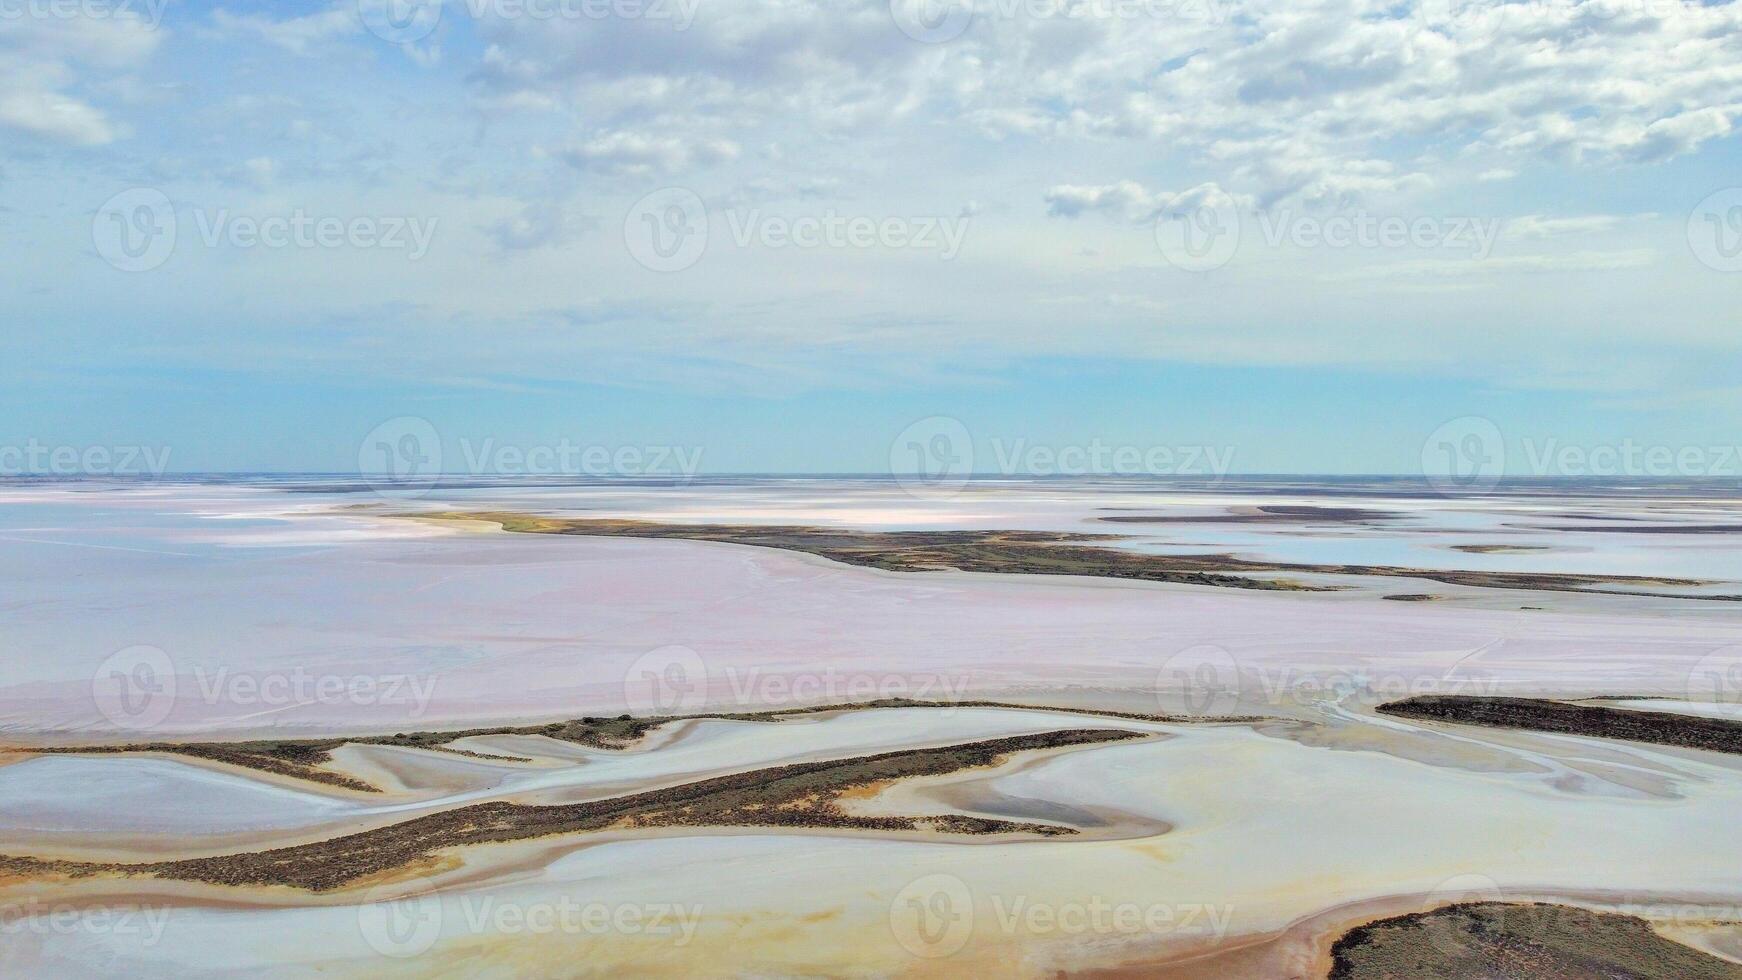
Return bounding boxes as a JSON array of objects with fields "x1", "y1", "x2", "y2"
[
  {"x1": 1329, "y1": 902, "x2": 1742, "y2": 980},
  {"x1": 1099, "y1": 505, "x2": 1400, "y2": 524},
  {"x1": 410, "y1": 511, "x2": 1736, "y2": 600},
  {"x1": 0, "y1": 729, "x2": 1143, "y2": 892},
  {"x1": 28, "y1": 713, "x2": 687, "y2": 792},
  {"x1": 1377, "y1": 695, "x2": 1742, "y2": 755},
  {"x1": 14, "y1": 698, "x2": 1246, "y2": 792}
]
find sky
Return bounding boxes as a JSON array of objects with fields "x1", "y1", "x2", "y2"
[{"x1": 2, "y1": 0, "x2": 1740, "y2": 477}]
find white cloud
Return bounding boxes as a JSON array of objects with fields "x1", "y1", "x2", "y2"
[
  {"x1": 1044, "y1": 181, "x2": 1252, "y2": 222},
  {"x1": 0, "y1": 89, "x2": 117, "y2": 146},
  {"x1": 1043, "y1": 180, "x2": 1165, "y2": 221},
  {"x1": 210, "y1": 5, "x2": 359, "y2": 56},
  {"x1": 1341, "y1": 249, "x2": 1658, "y2": 280},
  {"x1": 485, "y1": 201, "x2": 589, "y2": 250},
  {"x1": 0, "y1": 14, "x2": 160, "y2": 146},
  {"x1": 241, "y1": 155, "x2": 277, "y2": 187},
  {"x1": 1622, "y1": 107, "x2": 1733, "y2": 163},
  {"x1": 457, "y1": 0, "x2": 1742, "y2": 207},
  {"x1": 10, "y1": 0, "x2": 1742, "y2": 407},
  {"x1": 1504, "y1": 214, "x2": 1630, "y2": 239},
  {"x1": 560, "y1": 131, "x2": 740, "y2": 176}
]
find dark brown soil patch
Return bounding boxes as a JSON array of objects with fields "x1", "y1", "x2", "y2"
[
  {"x1": 1377, "y1": 696, "x2": 1742, "y2": 755},
  {"x1": 17, "y1": 698, "x2": 1245, "y2": 791},
  {"x1": 1330, "y1": 901, "x2": 1742, "y2": 979},
  {"x1": 412, "y1": 512, "x2": 1738, "y2": 601},
  {"x1": 0, "y1": 729, "x2": 1142, "y2": 892}
]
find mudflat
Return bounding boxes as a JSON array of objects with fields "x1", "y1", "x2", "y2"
[
  {"x1": 0, "y1": 728, "x2": 1141, "y2": 892},
  {"x1": 408, "y1": 511, "x2": 1736, "y2": 600}
]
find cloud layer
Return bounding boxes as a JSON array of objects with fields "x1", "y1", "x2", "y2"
[{"x1": 3, "y1": 0, "x2": 1740, "y2": 409}]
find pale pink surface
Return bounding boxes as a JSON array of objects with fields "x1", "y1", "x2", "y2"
[{"x1": 2, "y1": 510, "x2": 1736, "y2": 736}]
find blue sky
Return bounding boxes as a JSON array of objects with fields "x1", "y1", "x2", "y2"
[{"x1": 3, "y1": 0, "x2": 1740, "y2": 474}]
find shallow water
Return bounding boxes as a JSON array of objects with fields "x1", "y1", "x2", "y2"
[
  {"x1": 0, "y1": 708, "x2": 1169, "y2": 838},
  {"x1": 2, "y1": 479, "x2": 1739, "y2": 737},
  {"x1": 3, "y1": 476, "x2": 1742, "y2": 979},
  {"x1": 5, "y1": 704, "x2": 1741, "y2": 978}
]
